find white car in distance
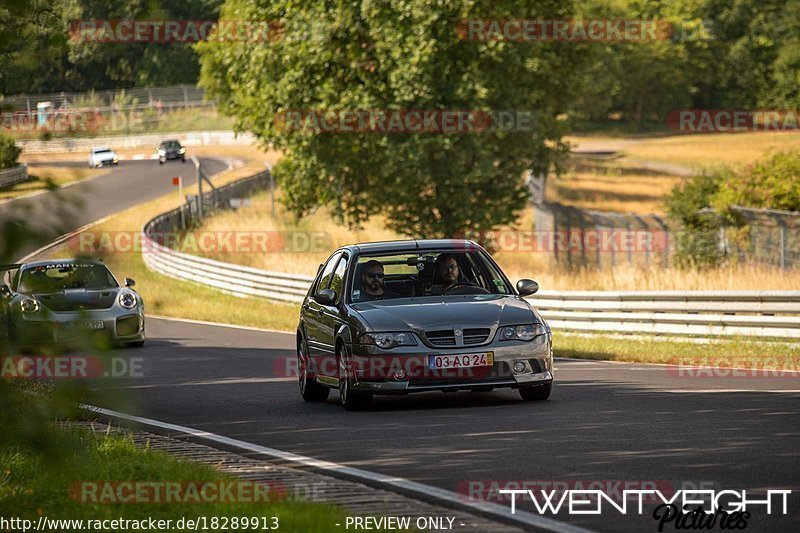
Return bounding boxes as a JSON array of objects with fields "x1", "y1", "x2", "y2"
[{"x1": 88, "y1": 147, "x2": 119, "y2": 167}]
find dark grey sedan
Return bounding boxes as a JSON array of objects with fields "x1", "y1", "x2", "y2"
[{"x1": 296, "y1": 239, "x2": 553, "y2": 410}]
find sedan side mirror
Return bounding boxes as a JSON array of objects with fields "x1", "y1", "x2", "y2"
[
  {"x1": 313, "y1": 289, "x2": 336, "y2": 306},
  {"x1": 516, "y1": 279, "x2": 539, "y2": 296},
  {"x1": 125, "y1": 278, "x2": 136, "y2": 287}
]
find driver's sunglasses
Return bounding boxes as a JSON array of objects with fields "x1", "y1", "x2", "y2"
[{"x1": 365, "y1": 272, "x2": 384, "y2": 279}]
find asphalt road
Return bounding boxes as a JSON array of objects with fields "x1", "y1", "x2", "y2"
[
  {"x1": 3, "y1": 158, "x2": 228, "y2": 260},
  {"x1": 9, "y1": 157, "x2": 799, "y2": 532},
  {"x1": 95, "y1": 318, "x2": 800, "y2": 533}
]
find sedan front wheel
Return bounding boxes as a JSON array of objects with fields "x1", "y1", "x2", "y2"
[
  {"x1": 298, "y1": 338, "x2": 329, "y2": 402},
  {"x1": 338, "y1": 345, "x2": 371, "y2": 411}
]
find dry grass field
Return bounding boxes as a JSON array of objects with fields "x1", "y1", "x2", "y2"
[
  {"x1": 185, "y1": 187, "x2": 800, "y2": 290},
  {"x1": 565, "y1": 131, "x2": 800, "y2": 170},
  {"x1": 180, "y1": 131, "x2": 800, "y2": 290}
]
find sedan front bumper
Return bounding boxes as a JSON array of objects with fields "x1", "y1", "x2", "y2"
[{"x1": 348, "y1": 334, "x2": 553, "y2": 394}]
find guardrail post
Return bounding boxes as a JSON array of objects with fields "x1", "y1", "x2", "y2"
[
  {"x1": 266, "y1": 162, "x2": 275, "y2": 218},
  {"x1": 780, "y1": 225, "x2": 787, "y2": 270},
  {"x1": 193, "y1": 156, "x2": 202, "y2": 222}
]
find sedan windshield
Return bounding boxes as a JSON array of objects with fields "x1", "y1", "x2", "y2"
[
  {"x1": 350, "y1": 251, "x2": 511, "y2": 302},
  {"x1": 19, "y1": 263, "x2": 118, "y2": 292}
]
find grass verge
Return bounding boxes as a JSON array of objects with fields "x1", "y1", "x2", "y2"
[
  {"x1": 0, "y1": 425, "x2": 344, "y2": 529},
  {"x1": 556, "y1": 333, "x2": 800, "y2": 370}
]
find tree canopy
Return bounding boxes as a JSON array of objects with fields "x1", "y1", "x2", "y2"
[{"x1": 198, "y1": 0, "x2": 586, "y2": 238}]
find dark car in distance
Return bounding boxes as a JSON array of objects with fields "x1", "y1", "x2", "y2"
[
  {"x1": 296, "y1": 239, "x2": 553, "y2": 410},
  {"x1": 157, "y1": 139, "x2": 186, "y2": 164}
]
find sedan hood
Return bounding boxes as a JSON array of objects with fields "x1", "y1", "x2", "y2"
[
  {"x1": 352, "y1": 295, "x2": 537, "y2": 333},
  {"x1": 32, "y1": 289, "x2": 118, "y2": 312}
]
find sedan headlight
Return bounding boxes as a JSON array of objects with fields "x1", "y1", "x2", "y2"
[
  {"x1": 158, "y1": 149, "x2": 166, "y2": 155},
  {"x1": 359, "y1": 332, "x2": 417, "y2": 349},
  {"x1": 178, "y1": 147, "x2": 186, "y2": 154},
  {"x1": 119, "y1": 292, "x2": 137, "y2": 309},
  {"x1": 500, "y1": 323, "x2": 547, "y2": 341},
  {"x1": 20, "y1": 298, "x2": 39, "y2": 314}
]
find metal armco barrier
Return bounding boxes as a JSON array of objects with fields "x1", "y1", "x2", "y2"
[
  {"x1": 142, "y1": 173, "x2": 800, "y2": 339},
  {"x1": 0, "y1": 164, "x2": 28, "y2": 188},
  {"x1": 532, "y1": 291, "x2": 800, "y2": 339},
  {"x1": 18, "y1": 130, "x2": 255, "y2": 154}
]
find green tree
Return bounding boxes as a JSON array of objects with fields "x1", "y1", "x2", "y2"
[{"x1": 198, "y1": 0, "x2": 585, "y2": 238}]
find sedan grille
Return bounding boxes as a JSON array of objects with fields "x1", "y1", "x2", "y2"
[
  {"x1": 463, "y1": 328, "x2": 490, "y2": 345},
  {"x1": 425, "y1": 330, "x2": 455, "y2": 346},
  {"x1": 425, "y1": 328, "x2": 491, "y2": 346}
]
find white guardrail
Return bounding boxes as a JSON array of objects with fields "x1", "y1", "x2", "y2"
[
  {"x1": 0, "y1": 164, "x2": 28, "y2": 188},
  {"x1": 18, "y1": 130, "x2": 255, "y2": 154},
  {"x1": 141, "y1": 175, "x2": 800, "y2": 339}
]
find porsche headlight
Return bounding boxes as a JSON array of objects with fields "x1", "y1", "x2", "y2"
[
  {"x1": 500, "y1": 323, "x2": 547, "y2": 341},
  {"x1": 119, "y1": 292, "x2": 137, "y2": 309},
  {"x1": 359, "y1": 332, "x2": 417, "y2": 349},
  {"x1": 20, "y1": 298, "x2": 39, "y2": 314}
]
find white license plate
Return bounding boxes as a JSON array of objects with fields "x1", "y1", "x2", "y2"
[
  {"x1": 65, "y1": 320, "x2": 104, "y2": 330},
  {"x1": 428, "y1": 352, "x2": 494, "y2": 369}
]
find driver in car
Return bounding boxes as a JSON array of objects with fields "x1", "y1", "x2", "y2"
[
  {"x1": 358, "y1": 260, "x2": 400, "y2": 301},
  {"x1": 431, "y1": 253, "x2": 460, "y2": 294}
]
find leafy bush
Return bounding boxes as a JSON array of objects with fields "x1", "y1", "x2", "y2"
[
  {"x1": 667, "y1": 172, "x2": 726, "y2": 268},
  {"x1": 0, "y1": 132, "x2": 21, "y2": 170},
  {"x1": 712, "y1": 150, "x2": 800, "y2": 213},
  {"x1": 667, "y1": 150, "x2": 800, "y2": 267}
]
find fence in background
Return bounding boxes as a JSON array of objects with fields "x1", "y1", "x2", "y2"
[
  {"x1": 1, "y1": 85, "x2": 208, "y2": 112},
  {"x1": 17, "y1": 130, "x2": 254, "y2": 154},
  {"x1": 716, "y1": 206, "x2": 800, "y2": 269},
  {"x1": 0, "y1": 164, "x2": 28, "y2": 188}
]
